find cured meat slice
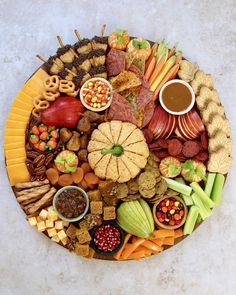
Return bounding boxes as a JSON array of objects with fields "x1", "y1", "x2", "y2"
[
  {"x1": 135, "y1": 86, "x2": 154, "y2": 128},
  {"x1": 106, "y1": 48, "x2": 125, "y2": 76},
  {"x1": 142, "y1": 128, "x2": 153, "y2": 144},
  {"x1": 129, "y1": 65, "x2": 149, "y2": 88},
  {"x1": 182, "y1": 141, "x2": 200, "y2": 158},
  {"x1": 168, "y1": 139, "x2": 182, "y2": 156},
  {"x1": 107, "y1": 92, "x2": 137, "y2": 125}
]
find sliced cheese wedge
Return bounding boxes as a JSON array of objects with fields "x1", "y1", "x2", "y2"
[
  {"x1": 10, "y1": 107, "x2": 30, "y2": 117},
  {"x1": 15, "y1": 92, "x2": 33, "y2": 106},
  {"x1": 5, "y1": 120, "x2": 27, "y2": 129},
  {"x1": 5, "y1": 148, "x2": 26, "y2": 159},
  {"x1": 12, "y1": 99, "x2": 33, "y2": 111},
  {"x1": 6, "y1": 163, "x2": 29, "y2": 186},
  {"x1": 4, "y1": 136, "x2": 25, "y2": 144},
  {"x1": 4, "y1": 129, "x2": 25, "y2": 136},
  {"x1": 21, "y1": 85, "x2": 39, "y2": 97},
  {"x1": 34, "y1": 68, "x2": 49, "y2": 80},
  {"x1": 6, "y1": 157, "x2": 26, "y2": 166},
  {"x1": 25, "y1": 76, "x2": 45, "y2": 94},
  {"x1": 4, "y1": 142, "x2": 25, "y2": 150},
  {"x1": 7, "y1": 113, "x2": 28, "y2": 122}
]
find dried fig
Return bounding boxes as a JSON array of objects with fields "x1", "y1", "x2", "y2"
[
  {"x1": 78, "y1": 149, "x2": 88, "y2": 162},
  {"x1": 60, "y1": 128, "x2": 72, "y2": 143},
  {"x1": 80, "y1": 134, "x2": 89, "y2": 149},
  {"x1": 66, "y1": 131, "x2": 80, "y2": 151},
  {"x1": 77, "y1": 117, "x2": 91, "y2": 133}
]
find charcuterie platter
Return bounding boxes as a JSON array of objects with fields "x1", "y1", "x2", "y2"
[{"x1": 4, "y1": 25, "x2": 232, "y2": 260}]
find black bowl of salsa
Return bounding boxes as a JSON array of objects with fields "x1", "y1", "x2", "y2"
[{"x1": 53, "y1": 186, "x2": 89, "y2": 222}]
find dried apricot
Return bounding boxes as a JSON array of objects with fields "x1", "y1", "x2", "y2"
[
  {"x1": 58, "y1": 174, "x2": 73, "y2": 187},
  {"x1": 46, "y1": 168, "x2": 59, "y2": 185},
  {"x1": 71, "y1": 167, "x2": 84, "y2": 184}
]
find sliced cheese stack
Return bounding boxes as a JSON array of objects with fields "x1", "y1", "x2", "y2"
[{"x1": 4, "y1": 68, "x2": 49, "y2": 186}]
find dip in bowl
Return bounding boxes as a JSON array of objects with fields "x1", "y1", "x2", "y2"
[
  {"x1": 159, "y1": 79, "x2": 195, "y2": 115},
  {"x1": 53, "y1": 186, "x2": 89, "y2": 222}
]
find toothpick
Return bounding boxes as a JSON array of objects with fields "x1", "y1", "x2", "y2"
[
  {"x1": 100, "y1": 24, "x2": 106, "y2": 37},
  {"x1": 74, "y1": 29, "x2": 82, "y2": 41}
]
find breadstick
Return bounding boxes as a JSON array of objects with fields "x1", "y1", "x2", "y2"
[
  {"x1": 15, "y1": 179, "x2": 49, "y2": 189},
  {"x1": 16, "y1": 185, "x2": 50, "y2": 203},
  {"x1": 16, "y1": 184, "x2": 51, "y2": 196},
  {"x1": 28, "y1": 187, "x2": 57, "y2": 215}
]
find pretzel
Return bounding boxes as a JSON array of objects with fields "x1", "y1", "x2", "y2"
[
  {"x1": 59, "y1": 79, "x2": 75, "y2": 93},
  {"x1": 33, "y1": 96, "x2": 50, "y2": 110},
  {"x1": 43, "y1": 90, "x2": 60, "y2": 101},
  {"x1": 44, "y1": 75, "x2": 60, "y2": 92},
  {"x1": 32, "y1": 108, "x2": 41, "y2": 119},
  {"x1": 67, "y1": 88, "x2": 80, "y2": 97}
]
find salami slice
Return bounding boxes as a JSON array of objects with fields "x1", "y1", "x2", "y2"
[
  {"x1": 153, "y1": 149, "x2": 169, "y2": 158},
  {"x1": 182, "y1": 141, "x2": 200, "y2": 158},
  {"x1": 157, "y1": 139, "x2": 169, "y2": 148},
  {"x1": 193, "y1": 151, "x2": 209, "y2": 162},
  {"x1": 168, "y1": 139, "x2": 183, "y2": 156},
  {"x1": 106, "y1": 48, "x2": 125, "y2": 76}
]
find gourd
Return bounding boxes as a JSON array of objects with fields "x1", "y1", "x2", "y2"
[
  {"x1": 108, "y1": 29, "x2": 130, "y2": 50},
  {"x1": 87, "y1": 121, "x2": 149, "y2": 183},
  {"x1": 126, "y1": 38, "x2": 151, "y2": 61}
]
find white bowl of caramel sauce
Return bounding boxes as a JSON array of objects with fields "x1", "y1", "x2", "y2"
[{"x1": 159, "y1": 79, "x2": 195, "y2": 115}]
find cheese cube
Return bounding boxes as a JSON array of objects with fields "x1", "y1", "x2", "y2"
[
  {"x1": 47, "y1": 228, "x2": 57, "y2": 237},
  {"x1": 37, "y1": 221, "x2": 46, "y2": 232},
  {"x1": 45, "y1": 220, "x2": 54, "y2": 228},
  {"x1": 61, "y1": 237, "x2": 69, "y2": 246},
  {"x1": 36, "y1": 216, "x2": 43, "y2": 223},
  {"x1": 57, "y1": 230, "x2": 67, "y2": 241},
  {"x1": 55, "y1": 221, "x2": 64, "y2": 230},
  {"x1": 51, "y1": 235, "x2": 60, "y2": 243},
  {"x1": 39, "y1": 209, "x2": 48, "y2": 220},
  {"x1": 48, "y1": 210, "x2": 58, "y2": 222},
  {"x1": 28, "y1": 217, "x2": 37, "y2": 226}
]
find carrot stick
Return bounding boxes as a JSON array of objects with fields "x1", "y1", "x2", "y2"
[
  {"x1": 152, "y1": 229, "x2": 175, "y2": 238},
  {"x1": 134, "y1": 246, "x2": 153, "y2": 256},
  {"x1": 145, "y1": 43, "x2": 158, "y2": 71},
  {"x1": 144, "y1": 57, "x2": 156, "y2": 80},
  {"x1": 113, "y1": 234, "x2": 131, "y2": 260},
  {"x1": 142, "y1": 240, "x2": 163, "y2": 252},
  {"x1": 149, "y1": 238, "x2": 164, "y2": 247},
  {"x1": 167, "y1": 42, "x2": 178, "y2": 59},
  {"x1": 121, "y1": 238, "x2": 145, "y2": 260},
  {"x1": 174, "y1": 228, "x2": 183, "y2": 239},
  {"x1": 125, "y1": 250, "x2": 146, "y2": 260},
  {"x1": 175, "y1": 51, "x2": 183, "y2": 64},
  {"x1": 148, "y1": 49, "x2": 168, "y2": 85},
  {"x1": 163, "y1": 236, "x2": 175, "y2": 246},
  {"x1": 152, "y1": 64, "x2": 180, "y2": 101}
]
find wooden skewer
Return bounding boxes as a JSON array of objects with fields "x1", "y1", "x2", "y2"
[
  {"x1": 65, "y1": 68, "x2": 77, "y2": 77},
  {"x1": 100, "y1": 24, "x2": 106, "y2": 37},
  {"x1": 91, "y1": 40, "x2": 96, "y2": 50},
  {"x1": 36, "y1": 54, "x2": 47, "y2": 63},
  {"x1": 57, "y1": 35, "x2": 64, "y2": 47},
  {"x1": 74, "y1": 29, "x2": 82, "y2": 41}
]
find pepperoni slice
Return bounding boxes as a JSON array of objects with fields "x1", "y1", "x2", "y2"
[
  {"x1": 193, "y1": 151, "x2": 209, "y2": 162},
  {"x1": 168, "y1": 139, "x2": 183, "y2": 156},
  {"x1": 157, "y1": 139, "x2": 169, "y2": 148},
  {"x1": 153, "y1": 149, "x2": 170, "y2": 158},
  {"x1": 142, "y1": 128, "x2": 153, "y2": 144},
  {"x1": 182, "y1": 141, "x2": 200, "y2": 158}
]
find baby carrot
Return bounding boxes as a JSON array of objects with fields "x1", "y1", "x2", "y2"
[
  {"x1": 152, "y1": 63, "x2": 180, "y2": 100},
  {"x1": 144, "y1": 56, "x2": 156, "y2": 81},
  {"x1": 145, "y1": 43, "x2": 158, "y2": 71},
  {"x1": 148, "y1": 49, "x2": 168, "y2": 85}
]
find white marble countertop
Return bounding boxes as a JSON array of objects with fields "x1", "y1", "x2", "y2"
[{"x1": 0, "y1": 0, "x2": 236, "y2": 294}]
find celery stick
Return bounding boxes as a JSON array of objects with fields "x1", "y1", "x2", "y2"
[
  {"x1": 163, "y1": 177, "x2": 192, "y2": 196},
  {"x1": 182, "y1": 194, "x2": 193, "y2": 206},
  {"x1": 190, "y1": 182, "x2": 215, "y2": 208},
  {"x1": 196, "y1": 214, "x2": 202, "y2": 223},
  {"x1": 191, "y1": 193, "x2": 211, "y2": 220},
  {"x1": 175, "y1": 178, "x2": 193, "y2": 206},
  {"x1": 184, "y1": 206, "x2": 199, "y2": 235},
  {"x1": 211, "y1": 173, "x2": 225, "y2": 206},
  {"x1": 204, "y1": 173, "x2": 216, "y2": 197}
]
